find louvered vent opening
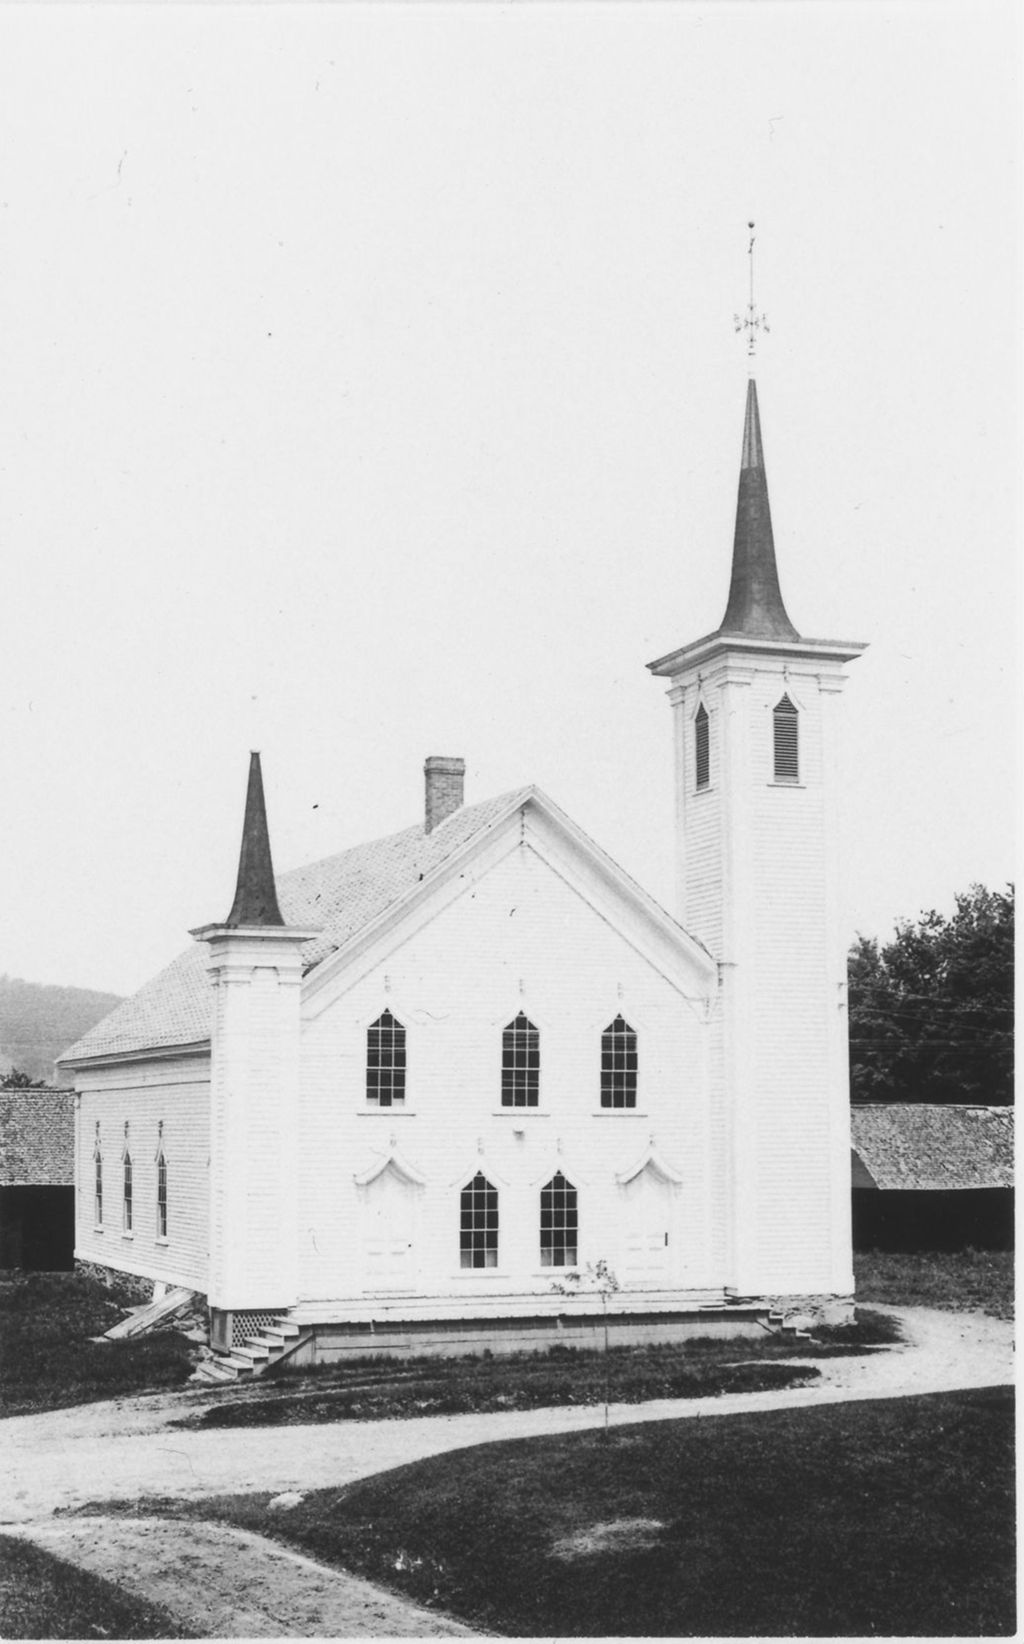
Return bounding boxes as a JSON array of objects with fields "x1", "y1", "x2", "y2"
[
  {"x1": 694, "y1": 703, "x2": 710, "y2": 789},
  {"x1": 773, "y1": 694, "x2": 799, "y2": 782}
]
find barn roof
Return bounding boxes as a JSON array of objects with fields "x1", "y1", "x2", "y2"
[
  {"x1": 850, "y1": 1104, "x2": 1014, "y2": 1191},
  {"x1": 0, "y1": 1088, "x2": 75, "y2": 1186}
]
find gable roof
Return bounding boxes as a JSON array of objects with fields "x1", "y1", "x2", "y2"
[
  {"x1": 64, "y1": 784, "x2": 702, "y2": 1067},
  {"x1": 0, "y1": 1088, "x2": 75, "y2": 1186},
  {"x1": 850, "y1": 1104, "x2": 1014, "y2": 1192}
]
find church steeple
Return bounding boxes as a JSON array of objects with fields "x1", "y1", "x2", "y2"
[
  {"x1": 717, "y1": 378, "x2": 800, "y2": 642},
  {"x1": 224, "y1": 751, "x2": 284, "y2": 927}
]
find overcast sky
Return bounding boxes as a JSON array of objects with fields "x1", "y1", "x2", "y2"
[{"x1": 0, "y1": 1, "x2": 1018, "y2": 999}]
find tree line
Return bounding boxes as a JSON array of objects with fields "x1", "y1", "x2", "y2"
[{"x1": 847, "y1": 884, "x2": 1013, "y2": 1106}]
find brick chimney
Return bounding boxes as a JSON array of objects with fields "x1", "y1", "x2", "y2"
[{"x1": 424, "y1": 756, "x2": 465, "y2": 833}]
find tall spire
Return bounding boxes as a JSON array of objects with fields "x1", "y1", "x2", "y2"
[
  {"x1": 224, "y1": 751, "x2": 285, "y2": 927},
  {"x1": 717, "y1": 378, "x2": 799, "y2": 641}
]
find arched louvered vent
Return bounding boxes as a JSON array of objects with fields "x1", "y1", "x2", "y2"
[
  {"x1": 694, "y1": 702, "x2": 710, "y2": 789},
  {"x1": 773, "y1": 694, "x2": 799, "y2": 783}
]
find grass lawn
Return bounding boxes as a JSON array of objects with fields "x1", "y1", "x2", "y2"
[
  {"x1": 0, "y1": 1535, "x2": 195, "y2": 1640},
  {"x1": 0, "y1": 1272, "x2": 195, "y2": 1418},
  {"x1": 124, "y1": 1386, "x2": 1015, "y2": 1637},
  {"x1": 181, "y1": 1312, "x2": 900, "y2": 1429},
  {"x1": 854, "y1": 1249, "x2": 1014, "y2": 1318}
]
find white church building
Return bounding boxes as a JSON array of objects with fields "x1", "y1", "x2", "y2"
[{"x1": 62, "y1": 374, "x2": 866, "y2": 1374}]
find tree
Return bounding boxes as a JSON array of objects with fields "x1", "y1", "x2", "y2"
[
  {"x1": 848, "y1": 884, "x2": 1014, "y2": 1105},
  {"x1": 0, "y1": 1068, "x2": 50, "y2": 1090},
  {"x1": 552, "y1": 1260, "x2": 621, "y2": 1434}
]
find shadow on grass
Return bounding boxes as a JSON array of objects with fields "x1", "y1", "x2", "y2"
[{"x1": 0, "y1": 1535, "x2": 195, "y2": 1640}]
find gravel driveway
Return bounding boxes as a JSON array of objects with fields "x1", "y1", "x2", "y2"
[{"x1": 1, "y1": 1305, "x2": 1013, "y2": 1637}]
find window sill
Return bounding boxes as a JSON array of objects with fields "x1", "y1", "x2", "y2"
[
  {"x1": 451, "y1": 1268, "x2": 504, "y2": 1279},
  {"x1": 492, "y1": 1110, "x2": 549, "y2": 1118},
  {"x1": 121, "y1": 1231, "x2": 134, "y2": 1241},
  {"x1": 156, "y1": 1236, "x2": 169, "y2": 1246},
  {"x1": 591, "y1": 1109, "x2": 647, "y2": 1116},
  {"x1": 768, "y1": 780, "x2": 805, "y2": 789},
  {"x1": 92, "y1": 1225, "x2": 104, "y2": 1234},
  {"x1": 358, "y1": 1108, "x2": 416, "y2": 1116},
  {"x1": 694, "y1": 785, "x2": 714, "y2": 795}
]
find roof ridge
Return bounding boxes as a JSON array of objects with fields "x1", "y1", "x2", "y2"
[{"x1": 277, "y1": 784, "x2": 535, "y2": 885}]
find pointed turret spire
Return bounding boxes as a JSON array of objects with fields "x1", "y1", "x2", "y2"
[
  {"x1": 224, "y1": 752, "x2": 285, "y2": 927},
  {"x1": 717, "y1": 378, "x2": 800, "y2": 642}
]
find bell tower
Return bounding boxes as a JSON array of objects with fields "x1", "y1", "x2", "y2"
[{"x1": 648, "y1": 234, "x2": 866, "y2": 1297}]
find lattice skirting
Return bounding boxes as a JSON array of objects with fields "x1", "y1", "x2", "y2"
[{"x1": 231, "y1": 1309, "x2": 279, "y2": 1347}]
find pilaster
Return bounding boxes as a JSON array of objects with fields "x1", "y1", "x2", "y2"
[{"x1": 194, "y1": 923, "x2": 319, "y2": 1311}]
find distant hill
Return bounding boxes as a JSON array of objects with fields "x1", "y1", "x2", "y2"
[{"x1": 0, "y1": 975, "x2": 124, "y2": 1086}]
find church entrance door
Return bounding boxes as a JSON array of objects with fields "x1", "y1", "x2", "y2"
[
  {"x1": 620, "y1": 1167, "x2": 673, "y2": 1285},
  {"x1": 361, "y1": 1165, "x2": 418, "y2": 1293}
]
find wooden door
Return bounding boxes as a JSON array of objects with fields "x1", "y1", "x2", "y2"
[
  {"x1": 362, "y1": 1166, "x2": 417, "y2": 1293},
  {"x1": 621, "y1": 1168, "x2": 673, "y2": 1285}
]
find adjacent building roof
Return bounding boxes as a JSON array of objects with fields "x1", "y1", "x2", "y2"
[
  {"x1": 0, "y1": 1088, "x2": 75, "y2": 1186},
  {"x1": 60, "y1": 785, "x2": 542, "y2": 1064},
  {"x1": 850, "y1": 1104, "x2": 1014, "y2": 1192}
]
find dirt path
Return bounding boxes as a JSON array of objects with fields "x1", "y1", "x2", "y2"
[
  {"x1": 19, "y1": 1515, "x2": 477, "y2": 1637},
  {"x1": 1, "y1": 1306, "x2": 1012, "y2": 1638}
]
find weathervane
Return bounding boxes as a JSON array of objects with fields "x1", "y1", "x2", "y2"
[{"x1": 734, "y1": 221, "x2": 769, "y2": 362}]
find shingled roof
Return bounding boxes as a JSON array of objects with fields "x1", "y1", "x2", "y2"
[
  {"x1": 0, "y1": 1088, "x2": 75, "y2": 1186},
  {"x1": 850, "y1": 1104, "x2": 1014, "y2": 1192},
  {"x1": 62, "y1": 786, "x2": 537, "y2": 1064}
]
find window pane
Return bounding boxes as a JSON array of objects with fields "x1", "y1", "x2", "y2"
[
  {"x1": 600, "y1": 1016, "x2": 638, "y2": 1108},
  {"x1": 540, "y1": 1172, "x2": 578, "y2": 1267},
  {"x1": 460, "y1": 1173, "x2": 499, "y2": 1268},
  {"x1": 367, "y1": 1010, "x2": 407, "y2": 1106},
  {"x1": 501, "y1": 1014, "x2": 539, "y2": 1107}
]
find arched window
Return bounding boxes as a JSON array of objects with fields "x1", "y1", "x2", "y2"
[
  {"x1": 366, "y1": 1009, "x2": 406, "y2": 1107},
  {"x1": 501, "y1": 1013, "x2": 539, "y2": 1107},
  {"x1": 93, "y1": 1142, "x2": 103, "y2": 1227},
  {"x1": 695, "y1": 702, "x2": 710, "y2": 789},
  {"x1": 123, "y1": 1152, "x2": 133, "y2": 1233},
  {"x1": 460, "y1": 1173, "x2": 498, "y2": 1268},
  {"x1": 601, "y1": 1016, "x2": 638, "y2": 1109},
  {"x1": 540, "y1": 1172, "x2": 578, "y2": 1267},
  {"x1": 156, "y1": 1150, "x2": 168, "y2": 1239},
  {"x1": 773, "y1": 694, "x2": 799, "y2": 783}
]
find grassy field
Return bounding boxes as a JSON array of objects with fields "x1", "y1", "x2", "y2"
[
  {"x1": 0, "y1": 1535, "x2": 194, "y2": 1639},
  {"x1": 129, "y1": 1386, "x2": 1015, "y2": 1637},
  {"x1": 854, "y1": 1249, "x2": 1014, "y2": 1318},
  {"x1": 0, "y1": 1272, "x2": 195, "y2": 1418},
  {"x1": 182, "y1": 1311, "x2": 900, "y2": 1429}
]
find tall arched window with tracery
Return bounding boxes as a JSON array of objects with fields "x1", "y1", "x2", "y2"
[
  {"x1": 122, "y1": 1151, "x2": 133, "y2": 1233},
  {"x1": 501, "y1": 1013, "x2": 539, "y2": 1107},
  {"x1": 156, "y1": 1148, "x2": 168, "y2": 1239},
  {"x1": 366, "y1": 1009, "x2": 407, "y2": 1107},
  {"x1": 601, "y1": 1016, "x2": 638, "y2": 1109},
  {"x1": 460, "y1": 1172, "x2": 498, "y2": 1268},
  {"x1": 93, "y1": 1133, "x2": 103, "y2": 1227},
  {"x1": 540, "y1": 1172, "x2": 578, "y2": 1267}
]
